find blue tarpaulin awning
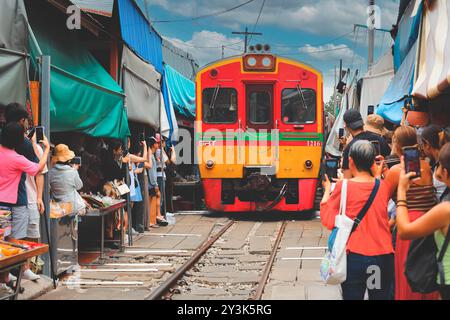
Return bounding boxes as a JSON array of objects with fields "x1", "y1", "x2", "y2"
[
  {"x1": 117, "y1": 0, "x2": 163, "y2": 74},
  {"x1": 377, "y1": 41, "x2": 417, "y2": 124},
  {"x1": 164, "y1": 64, "x2": 196, "y2": 119}
]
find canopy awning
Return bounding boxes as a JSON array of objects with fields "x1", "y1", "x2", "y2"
[
  {"x1": 377, "y1": 41, "x2": 417, "y2": 124},
  {"x1": 164, "y1": 64, "x2": 196, "y2": 119},
  {"x1": 162, "y1": 39, "x2": 199, "y2": 81},
  {"x1": 117, "y1": 0, "x2": 163, "y2": 74},
  {"x1": 68, "y1": 0, "x2": 114, "y2": 17},
  {"x1": 30, "y1": 19, "x2": 129, "y2": 139},
  {"x1": 393, "y1": 0, "x2": 423, "y2": 71},
  {"x1": 121, "y1": 45, "x2": 161, "y2": 129},
  {"x1": 359, "y1": 52, "x2": 394, "y2": 120},
  {"x1": 413, "y1": 0, "x2": 450, "y2": 99},
  {"x1": 0, "y1": 0, "x2": 28, "y2": 106}
]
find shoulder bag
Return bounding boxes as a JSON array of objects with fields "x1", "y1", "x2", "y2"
[{"x1": 320, "y1": 179, "x2": 381, "y2": 285}]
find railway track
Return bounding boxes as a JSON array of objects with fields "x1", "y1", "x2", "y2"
[{"x1": 145, "y1": 220, "x2": 287, "y2": 300}]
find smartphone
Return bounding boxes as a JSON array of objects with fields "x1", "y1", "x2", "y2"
[
  {"x1": 140, "y1": 133, "x2": 145, "y2": 142},
  {"x1": 35, "y1": 126, "x2": 44, "y2": 142},
  {"x1": 325, "y1": 159, "x2": 339, "y2": 180},
  {"x1": 122, "y1": 148, "x2": 129, "y2": 157},
  {"x1": 403, "y1": 146, "x2": 421, "y2": 178},
  {"x1": 72, "y1": 157, "x2": 82, "y2": 166},
  {"x1": 371, "y1": 140, "x2": 381, "y2": 156},
  {"x1": 368, "y1": 105, "x2": 375, "y2": 115},
  {"x1": 27, "y1": 127, "x2": 36, "y2": 140},
  {"x1": 338, "y1": 128, "x2": 345, "y2": 139}
]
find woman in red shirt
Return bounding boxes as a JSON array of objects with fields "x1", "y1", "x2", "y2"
[{"x1": 321, "y1": 140, "x2": 394, "y2": 300}]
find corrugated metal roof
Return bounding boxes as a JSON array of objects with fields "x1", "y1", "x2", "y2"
[
  {"x1": 117, "y1": 0, "x2": 163, "y2": 74},
  {"x1": 162, "y1": 39, "x2": 199, "y2": 81}
]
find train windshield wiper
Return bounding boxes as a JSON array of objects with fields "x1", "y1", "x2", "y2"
[
  {"x1": 209, "y1": 84, "x2": 221, "y2": 111},
  {"x1": 296, "y1": 83, "x2": 308, "y2": 111}
]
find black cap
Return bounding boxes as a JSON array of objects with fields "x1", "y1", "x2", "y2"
[{"x1": 343, "y1": 109, "x2": 364, "y2": 130}]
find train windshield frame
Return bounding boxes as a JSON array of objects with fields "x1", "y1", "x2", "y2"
[
  {"x1": 202, "y1": 87, "x2": 238, "y2": 124},
  {"x1": 281, "y1": 88, "x2": 317, "y2": 125}
]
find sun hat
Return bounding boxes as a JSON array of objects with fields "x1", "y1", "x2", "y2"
[
  {"x1": 52, "y1": 144, "x2": 75, "y2": 164},
  {"x1": 365, "y1": 114, "x2": 388, "y2": 136}
]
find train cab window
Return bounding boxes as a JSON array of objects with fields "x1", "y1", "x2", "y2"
[
  {"x1": 281, "y1": 88, "x2": 316, "y2": 124},
  {"x1": 202, "y1": 88, "x2": 238, "y2": 124},
  {"x1": 249, "y1": 91, "x2": 271, "y2": 124}
]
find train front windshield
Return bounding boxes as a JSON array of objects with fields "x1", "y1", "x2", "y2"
[{"x1": 281, "y1": 88, "x2": 316, "y2": 124}]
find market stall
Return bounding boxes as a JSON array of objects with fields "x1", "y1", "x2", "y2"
[{"x1": 0, "y1": 239, "x2": 48, "y2": 300}]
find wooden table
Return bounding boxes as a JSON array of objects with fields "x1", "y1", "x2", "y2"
[
  {"x1": 83, "y1": 200, "x2": 127, "y2": 260},
  {"x1": 0, "y1": 242, "x2": 49, "y2": 300}
]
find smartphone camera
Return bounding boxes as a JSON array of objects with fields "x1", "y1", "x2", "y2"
[
  {"x1": 403, "y1": 146, "x2": 421, "y2": 178},
  {"x1": 325, "y1": 159, "x2": 339, "y2": 180},
  {"x1": 368, "y1": 105, "x2": 375, "y2": 116},
  {"x1": 370, "y1": 140, "x2": 381, "y2": 156},
  {"x1": 35, "y1": 126, "x2": 44, "y2": 142},
  {"x1": 71, "y1": 157, "x2": 82, "y2": 166}
]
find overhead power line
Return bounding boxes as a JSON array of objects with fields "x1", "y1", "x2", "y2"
[
  {"x1": 248, "y1": 0, "x2": 266, "y2": 45},
  {"x1": 151, "y1": 0, "x2": 257, "y2": 23}
]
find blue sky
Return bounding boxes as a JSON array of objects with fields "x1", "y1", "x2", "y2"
[{"x1": 139, "y1": 0, "x2": 399, "y2": 101}]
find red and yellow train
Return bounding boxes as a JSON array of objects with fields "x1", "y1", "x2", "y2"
[{"x1": 196, "y1": 49, "x2": 324, "y2": 213}]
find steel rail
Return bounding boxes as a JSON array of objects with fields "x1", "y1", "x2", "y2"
[
  {"x1": 144, "y1": 220, "x2": 235, "y2": 300},
  {"x1": 251, "y1": 220, "x2": 287, "y2": 300}
]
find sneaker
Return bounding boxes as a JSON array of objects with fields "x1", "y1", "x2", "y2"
[
  {"x1": 131, "y1": 228, "x2": 139, "y2": 236},
  {"x1": 156, "y1": 218, "x2": 169, "y2": 227},
  {"x1": 0, "y1": 283, "x2": 14, "y2": 295},
  {"x1": 8, "y1": 273, "x2": 17, "y2": 282},
  {"x1": 22, "y1": 269, "x2": 40, "y2": 281}
]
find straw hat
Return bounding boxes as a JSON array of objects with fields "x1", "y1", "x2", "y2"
[
  {"x1": 365, "y1": 114, "x2": 388, "y2": 136},
  {"x1": 52, "y1": 144, "x2": 75, "y2": 164}
]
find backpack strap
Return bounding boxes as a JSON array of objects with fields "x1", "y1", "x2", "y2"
[
  {"x1": 437, "y1": 227, "x2": 450, "y2": 286},
  {"x1": 351, "y1": 179, "x2": 381, "y2": 234},
  {"x1": 440, "y1": 187, "x2": 450, "y2": 203}
]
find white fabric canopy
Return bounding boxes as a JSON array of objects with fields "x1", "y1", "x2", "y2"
[{"x1": 359, "y1": 52, "x2": 394, "y2": 120}]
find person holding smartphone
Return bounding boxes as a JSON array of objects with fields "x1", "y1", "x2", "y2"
[
  {"x1": 341, "y1": 109, "x2": 391, "y2": 179},
  {"x1": 0, "y1": 103, "x2": 49, "y2": 282},
  {"x1": 0, "y1": 122, "x2": 50, "y2": 285},
  {"x1": 383, "y1": 126, "x2": 440, "y2": 300},
  {"x1": 396, "y1": 143, "x2": 450, "y2": 300}
]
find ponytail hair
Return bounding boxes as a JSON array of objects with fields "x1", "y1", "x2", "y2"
[{"x1": 438, "y1": 129, "x2": 450, "y2": 148}]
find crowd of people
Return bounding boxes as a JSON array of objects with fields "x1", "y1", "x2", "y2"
[
  {"x1": 0, "y1": 102, "x2": 177, "y2": 293},
  {"x1": 320, "y1": 108, "x2": 450, "y2": 300}
]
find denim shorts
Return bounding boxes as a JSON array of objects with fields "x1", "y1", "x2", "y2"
[{"x1": 11, "y1": 204, "x2": 40, "y2": 239}]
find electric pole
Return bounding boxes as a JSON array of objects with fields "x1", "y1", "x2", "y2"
[
  {"x1": 368, "y1": 0, "x2": 375, "y2": 68},
  {"x1": 232, "y1": 27, "x2": 262, "y2": 53}
]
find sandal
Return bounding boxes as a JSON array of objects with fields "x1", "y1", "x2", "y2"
[{"x1": 156, "y1": 218, "x2": 168, "y2": 227}]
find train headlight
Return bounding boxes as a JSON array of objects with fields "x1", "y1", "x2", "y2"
[
  {"x1": 304, "y1": 160, "x2": 313, "y2": 170},
  {"x1": 247, "y1": 57, "x2": 257, "y2": 67},
  {"x1": 206, "y1": 160, "x2": 215, "y2": 169},
  {"x1": 262, "y1": 57, "x2": 272, "y2": 67}
]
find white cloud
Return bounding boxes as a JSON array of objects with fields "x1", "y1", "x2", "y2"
[
  {"x1": 148, "y1": 0, "x2": 398, "y2": 37},
  {"x1": 165, "y1": 30, "x2": 244, "y2": 66},
  {"x1": 299, "y1": 43, "x2": 356, "y2": 61}
]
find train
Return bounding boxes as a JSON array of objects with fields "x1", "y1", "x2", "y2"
[{"x1": 195, "y1": 47, "x2": 324, "y2": 213}]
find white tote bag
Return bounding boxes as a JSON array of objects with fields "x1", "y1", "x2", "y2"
[{"x1": 320, "y1": 179, "x2": 355, "y2": 285}]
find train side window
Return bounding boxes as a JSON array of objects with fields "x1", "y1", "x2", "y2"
[
  {"x1": 202, "y1": 88, "x2": 238, "y2": 124},
  {"x1": 249, "y1": 91, "x2": 271, "y2": 124},
  {"x1": 281, "y1": 88, "x2": 316, "y2": 124}
]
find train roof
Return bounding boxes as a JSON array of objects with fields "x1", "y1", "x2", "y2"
[{"x1": 198, "y1": 54, "x2": 323, "y2": 77}]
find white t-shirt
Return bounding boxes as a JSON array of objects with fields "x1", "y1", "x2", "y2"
[{"x1": 25, "y1": 145, "x2": 48, "y2": 204}]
